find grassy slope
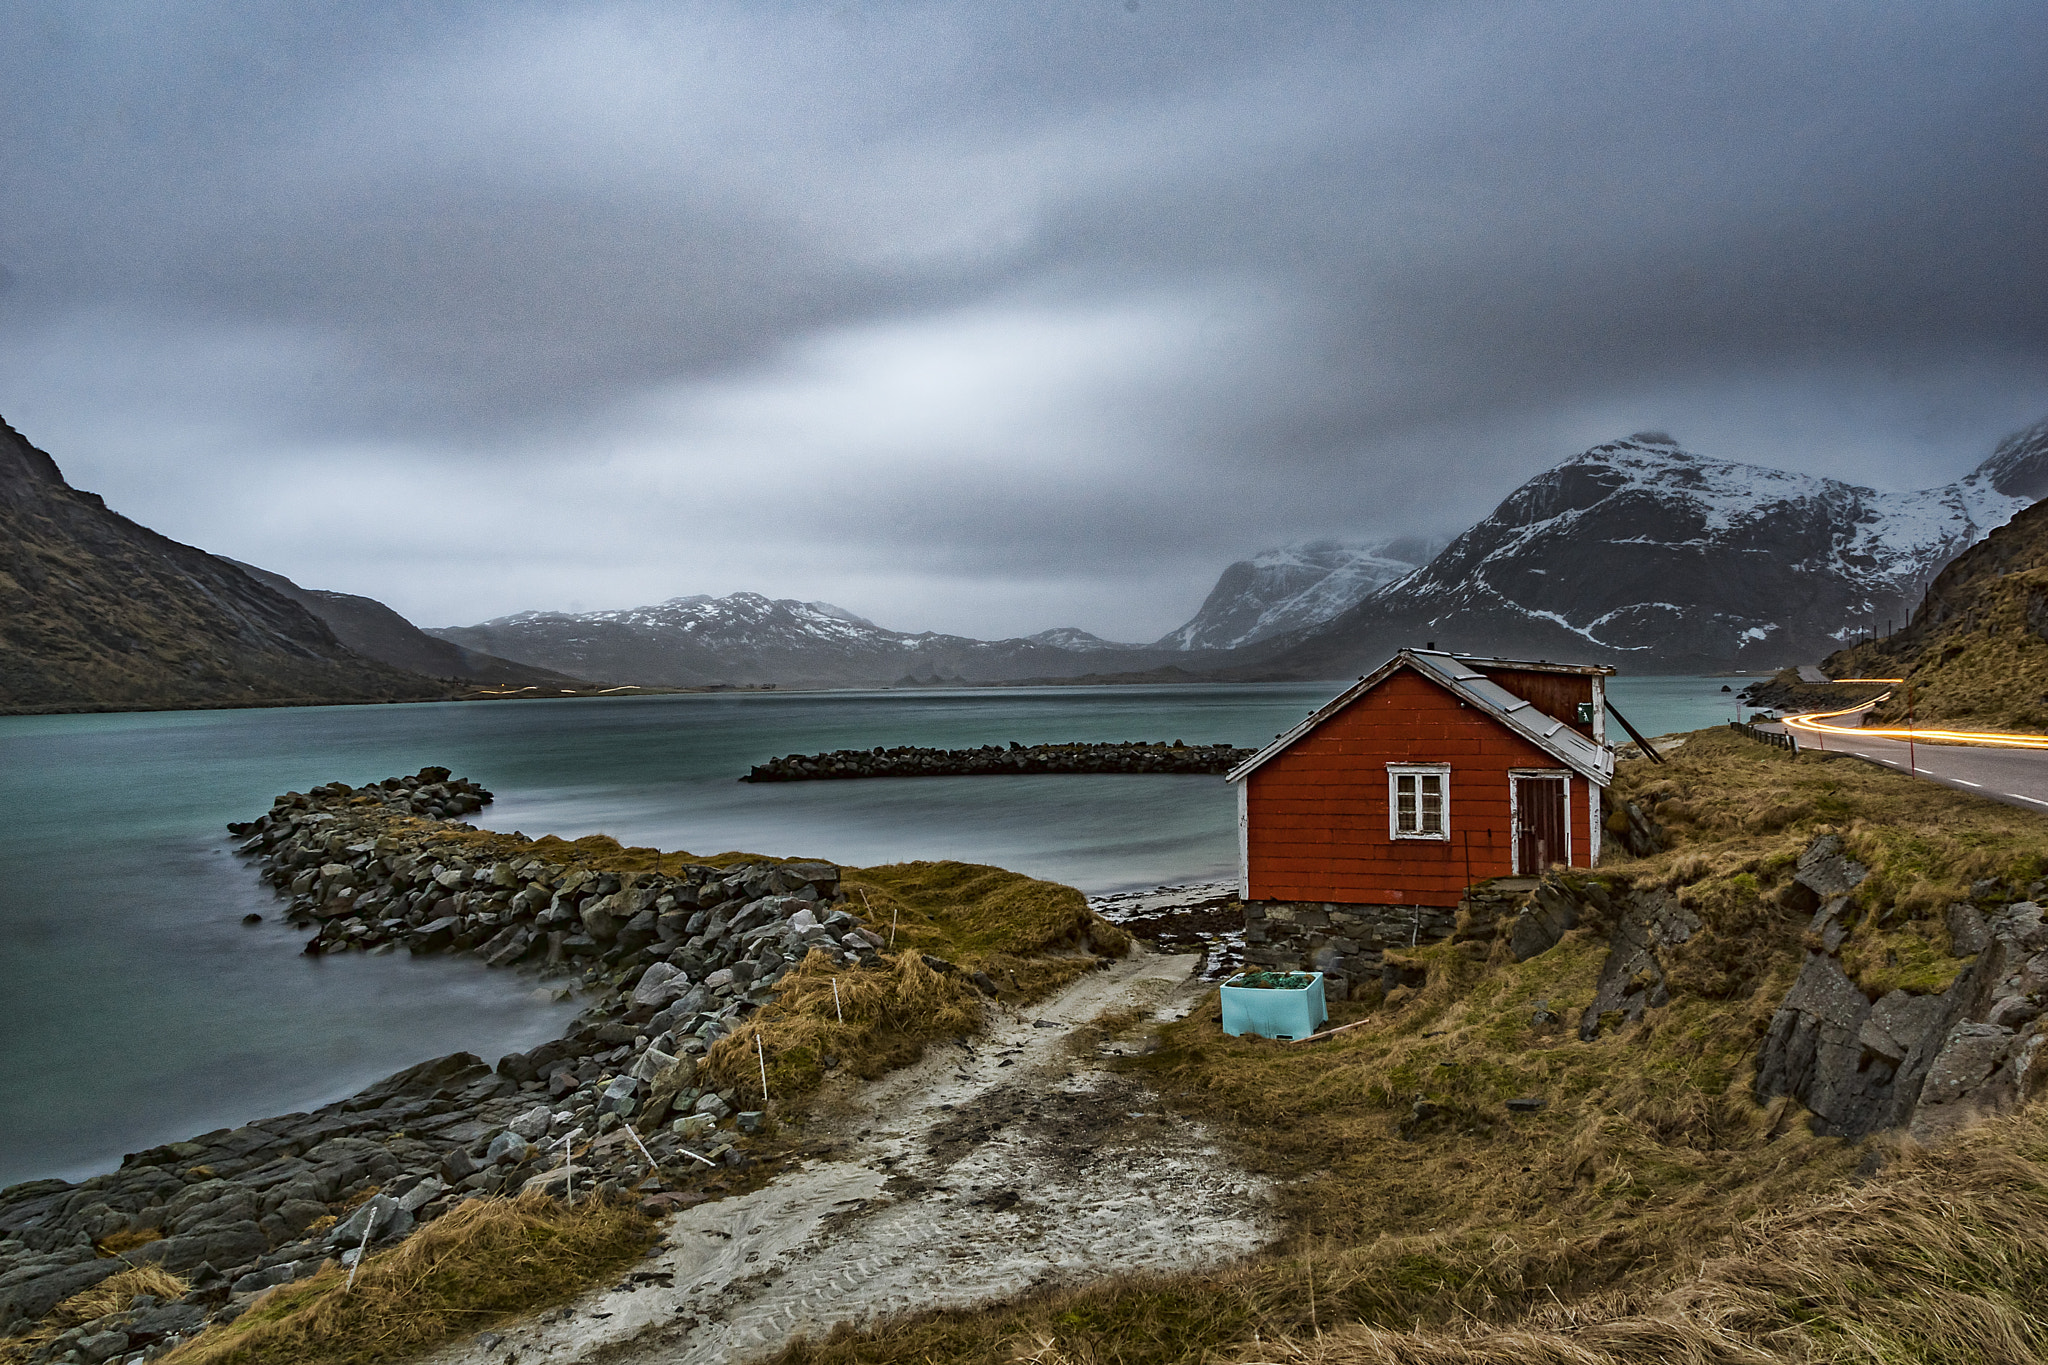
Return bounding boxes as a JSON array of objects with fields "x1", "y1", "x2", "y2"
[
  {"x1": 766, "y1": 728, "x2": 2048, "y2": 1364},
  {"x1": 1825, "y1": 496, "x2": 2048, "y2": 733}
]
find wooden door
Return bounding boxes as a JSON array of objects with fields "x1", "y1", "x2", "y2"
[{"x1": 1514, "y1": 776, "x2": 1568, "y2": 873}]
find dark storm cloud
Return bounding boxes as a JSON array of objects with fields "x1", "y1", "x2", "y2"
[{"x1": 1, "y1": 1, "x2": 2043, "y2": 637}]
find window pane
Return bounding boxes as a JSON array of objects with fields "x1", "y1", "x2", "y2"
[
  {"x1": 1420, "y1": 774, "x2": 1443, "y2": 833},
  {"x1": 1395, "y1": 774, "x2": 1416, "y2": 832}
]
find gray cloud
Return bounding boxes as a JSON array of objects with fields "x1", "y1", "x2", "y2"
[{"x1": 1, "y1": 0, "x2": 2043, "y2": 639}]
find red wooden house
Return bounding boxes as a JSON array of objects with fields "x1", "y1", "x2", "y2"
[{"x1": 1227, "y1": 650, "x2": 1615, "y2": 993}]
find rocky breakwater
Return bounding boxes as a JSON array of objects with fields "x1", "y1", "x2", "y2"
[
  {"x1": 743, "y1": 739, "x2": 1255, "y2": 782},
  {"x1": 0, "y1": 767, "x2": 894, "y2": 1361}
]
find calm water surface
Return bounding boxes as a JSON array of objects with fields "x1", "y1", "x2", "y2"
[{"x1": 0, "y1": 676, "x2": 1740, "y2": 1186}]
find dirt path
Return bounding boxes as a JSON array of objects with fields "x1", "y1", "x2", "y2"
[{"x1": 425, "y1": 948, "x2": 1271, "y2": 1365}]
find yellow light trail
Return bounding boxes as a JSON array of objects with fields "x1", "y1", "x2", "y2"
[{"x1": 1782, "y1": 693, "x2": 2048, "y2": 750}]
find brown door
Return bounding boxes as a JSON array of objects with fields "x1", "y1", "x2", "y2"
[{"x1": 1514, "y1": 776, "x2": 1568, "y2": 873}]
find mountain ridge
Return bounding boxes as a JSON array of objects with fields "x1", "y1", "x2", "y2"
[
  {"x1": 428, "y1": 591, "x2": 1230, "y2": 689},
  {"x1": 226, "y1": 561, "x2": 592, "y2": 688},
  {"x1": 1152, "y1": 536, "x2": 1446, "y2": 651},
  {"x1": 0, "y1": 415, "x2": 447, "y2": 713},
  {"x1": 1239, "y1": 424, "x2": 2048, "y2": 678}
]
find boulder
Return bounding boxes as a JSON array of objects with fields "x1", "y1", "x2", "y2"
[
  {"x1": 0, "y1": 1261, "x2": 121, "y2": 1329},
  {"x1": 486, "y1": 1131, "x2": 531, "y2": 1166},
  {"x1": 354, "y1": 1052, "x2": 491, "y2": 1105},
  {"x1": 581, "y1": 896, "x2": 622, "y2": 943},
  {"x1": 1917, "y1": 1023, "x2": 2017, "y2": 1107},
  {"x1": 76, "y1": 1329, "x2": 130, "y2": 1363},
  {"x1": 1508, "y1": 880, "x2": 1577, "y2": 962},
  {"x1": 508, "y1": 1104, "x2": 554, "y2": 1141},
  {"x1": 632, "y1": 963, "x2": 690, "y2": 1009},
  {"x1": 1793, "y1": 834, "x2": 1869, "y2": 899},
  {"x1": 141, "y1": 1221, "x2": 267, "y2": 1273},
  {"x1": 671, "y1": 1113, "x2": 716, "y2": 1140},
  {"x1": 598, "y1": 1076, "x2": 639, "y2": 1116},
  {"x1": 396, "y1": 1177, "x2": 445, "y2": 1213},
  {"x1": 1576, "y1": 887, "x2": 1700, "y2": 1039},
  {"x1": 408, "y1": 916, "x2": 459, "y2": 953},
  {"x1": 327, "y1": 1195, "x2": 411, "y2": 1249},
  {"x1": 616, "y1": 910, "x2": 659, "y2": 954}
]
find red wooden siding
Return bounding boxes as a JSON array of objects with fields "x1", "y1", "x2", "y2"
[
  {"x1": 1476, "y1": 667, "x2": 1596, "y2": 739},
  {"x1": 1243, "y1": 668, "x2": 1591, "y2": 906}
]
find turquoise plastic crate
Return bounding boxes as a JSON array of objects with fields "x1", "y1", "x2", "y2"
[{"x1": 1220, "y1": 971, "x2": 1328, "y2": 1039}]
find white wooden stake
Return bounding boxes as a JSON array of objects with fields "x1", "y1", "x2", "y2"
[
  {"x1": 890, "y1": 907, "x2": 899, "y2": 947},
  {"x1": 554, "y1": 1129, "x2": 582, "y2": 1205},
  {"x1": 755, "y1": 1032, "x2": 770, "y2": 1106},
  {"x1": 832, "y1": 977, "x2": 843, "y2": 1022},
  {"x1": 345, "y1": 1215, "x2": 375, "y2": 1293},
  {"x1": 624, "y1": 1124, "x2": 659, "y2": 1172}
]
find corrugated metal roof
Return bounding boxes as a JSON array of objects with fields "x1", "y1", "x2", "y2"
[{"x1": 1225, "y1": 648, "x2": 1614, "y2": 785}]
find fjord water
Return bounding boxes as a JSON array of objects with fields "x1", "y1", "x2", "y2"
[{"x1": 0, "y1": 677, "x2": 1740, "y2": 1187}]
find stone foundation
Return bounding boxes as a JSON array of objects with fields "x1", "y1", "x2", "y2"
[
  {"x1": 1242, "y1": 899, "x2": 1454, "y2": 1000},
  {"x1": 1242, "y1": 879, "x2": 1540, "y2": 1000}
]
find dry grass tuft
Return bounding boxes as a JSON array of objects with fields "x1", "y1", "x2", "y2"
[
  {"x1": 700, "y1": 860, "x2": 1131, "y2": 1112},
  {"x1": 841, "y1": 859, "x2": 1132, "y2": 969},
  {"x1": 157, "y1": 1194, "x2": 654, "y2": 1365},
  {"x1": 0, "y1": 1267, "x2": 190, "y2": 1365},
  {"x1": 92, "y1": 1226, "x2": 163, "y2": 1256},
  {"x1": 701, "y1": 947, "x2": 985, "y2": 1105}
]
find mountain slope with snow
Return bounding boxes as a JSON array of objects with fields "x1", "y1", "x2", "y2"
[
  {"x1": 430, "y1": 592, "x2": 1211, "y2": 688},
  {"x1": 1154, "y1": 537, "x2": 1445, "y2": 650},
  {"x1": 1250, "y1": 423, "x2": 2048, "y2": 677}
]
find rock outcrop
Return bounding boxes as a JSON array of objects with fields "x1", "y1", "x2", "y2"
[
  {"x1": 1755, "y1": 859, "x2": 2048, "y2": 1142},
  {"x1": 1455, "y1": 832, "x2": 2048, "y2": 1144}
]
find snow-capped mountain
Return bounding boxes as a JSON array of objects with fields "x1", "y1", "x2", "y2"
[
  {"x1": 1153, "y1": 537, "x2": 1446, "y2": 650},
  {"x1": 1252, "y1": 423, "x2": 2048, "y2": 677},
  {"x1": 429, "y1": 591, "x2": 1198, "y2": 688}
]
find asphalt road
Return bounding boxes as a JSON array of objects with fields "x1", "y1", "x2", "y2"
[{"x1": 1774, "y1": 720, "x2": 2048, "y2": 814}]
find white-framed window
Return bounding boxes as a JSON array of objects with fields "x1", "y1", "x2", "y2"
[{"x1": 1387, "y1": 763, "x2": 1451, "y2": 840}]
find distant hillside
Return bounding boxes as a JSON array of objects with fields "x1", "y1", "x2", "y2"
[
  {"x1": 1152, "y1": 536, "x2": 1444, "y2": 650},
  {"x1": 1241, "y1": 424, "x2": 2048, "y2": 678},
  {"x1": 431, "y1": 591, "x2": 1237, "y2": 688},
  {"x1": 1824, "y1": 489, "x2": 2048, "y2": 732},
  {"x1": 0, "y1": 415, "x2": 445, "y2": 713},
  {"x1": 227, "y1": 561, "x2": 591, "y2": 688}
]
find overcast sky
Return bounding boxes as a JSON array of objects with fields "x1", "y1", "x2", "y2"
[{"x1": 2, "y1": 2, "x2": 2044, "y2": 641}]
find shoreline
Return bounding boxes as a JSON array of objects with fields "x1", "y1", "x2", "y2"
[{"x1": 0, "y1": 769, "x2": 884, "y2": 1351}]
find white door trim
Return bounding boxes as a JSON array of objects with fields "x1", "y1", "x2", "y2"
[{"x1": 1508, "y1": 768, "x2": 1573, "y2": 874}]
